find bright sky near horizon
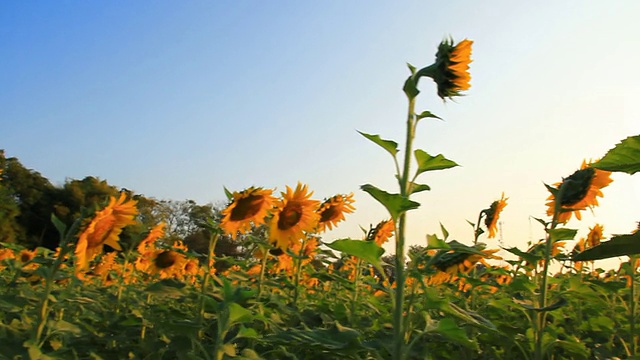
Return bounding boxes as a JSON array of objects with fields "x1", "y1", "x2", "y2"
[{"x1": 1, "y1": 2, "x2": 639, "y2": 265}]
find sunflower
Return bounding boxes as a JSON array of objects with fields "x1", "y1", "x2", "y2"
[
  {"x1": 367, "y1": 219, "x2": 395, "y2": 246},
  {"x1": 420, "y1": 38, "x2": 473, "y2": 99},
  {"x1": 269, "y1": 183, "x2": 320, "y2": 250},
  {"x1": 546, "y1": 160, "x2": 613, "y2": 223},
  {"x1": 137, "y1": 222, "x2": 166, "y2": 254},
  {"x1": 586, "y1": 224, "x2": 604, "y2": 248},
  {"x1": 317, "y1": 193, "x2": 355, "y2": 232},
  {"x1": 220, "y1": 187, "x2": 276, "y2": 239},
  {"x1": 484, "y1": 193, "x2": 508, "y2": 239},
  {"x1": 75, "y1": 192, "x2": 138, "y2": 273}
]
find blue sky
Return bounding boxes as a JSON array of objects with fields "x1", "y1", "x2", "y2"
[{"x1": 2, "y1": 2, "x2": 639, "y2": 264}]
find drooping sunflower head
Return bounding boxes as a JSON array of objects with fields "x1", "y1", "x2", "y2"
[
  {"x1": 483, "y1": 193, "x2": 508, "y2": 239},
  {"x1": 75, "y1": 192, "x2": 138, "y2": 273},
  {"x1": 430, "y1": 38, "x2": 473, "y2": 99},
  {"x1": 317, "y1": 193, "x2": 355, "y2": 232},
  {"x1": 149, "y1": 249, "x2": 188, "y2": 279},
  {"x1": 586, "y1": 224, "x2": 604, "y2": 248},
  {"x1": 137, "y1": 222, "x2": 166, "y2": 254},
  {"x1": 546, "y1": 160, "x2": 613, "y2": 223},
  {"x1": 221, "y1": 187, "x2": 276, "y2": 239},
  {"x1": 367, "y1": 219, "x2": 395, "y2": 246},
  {"x1": 269, "y1": 183, "x2": 320, "y2": 250}
]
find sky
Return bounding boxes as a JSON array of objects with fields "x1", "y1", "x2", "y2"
[{"x1": 1, "y1": 2, "x2": 639, "y2": 266}]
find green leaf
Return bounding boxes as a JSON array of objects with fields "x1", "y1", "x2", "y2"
[
  {"x1": 440, "y1": 223, "x2": 449, "y2": 240},
  {"x1": 414, "y1": 150, "x2": 459, "y2": 176},
  {"x1": 547, "y1": 228, "x2": 578, "y2": 242},
  {"x1": 360, "y1": 184, "x2": 420, "y2": 221},
  {"x1": 573, "y1": 232, "x2": 640, "y2": 261},
  {"x1": 592, "y1": 134, "x2": 640, "y2": 175},
  {"x1": 50, "y1": 214, "x2": 67, "y2": 237},
  {"x1": 403, "y1": 76, "x2": 419, "y2": 100},
  {"x1": 145, "y1": 278, "x2": 187, "y2": 297},
  {"x1": 514, "y1": 297, "x2": 567, "y2": 312},
  {"x1": 416, "y1": 110, "x2": 442, "y2": 121},
  {"x1": 406, "y1": 62, "x2": 417, "y2": 75},
  {"x1": 429, "y1": 317, "x2": 476, "y2": 349},
  {"x1": 503, "y1": 247, "x2": 542, "y2": 265},
  {"x1": 47, "y1": 319, "x2": 82, "y2": 335},
  {"x1": 357, "y1": 131, "x2": 399, "y2": 158},
  {"x1": 325, "y1": 238, "x2": 385, "y2": 274},
  {"x1": 408, "y1": 182, "x2": 431, "y2": 194},
  {"x1": 228, "y1": 302, "x2": 253, "y2": 326},
  {"x1": 426, "y1": 234, "x2": 449, "y2": 249},
  {"x1": 223, "y1": 186, "x2": 233, "y2": 201}
]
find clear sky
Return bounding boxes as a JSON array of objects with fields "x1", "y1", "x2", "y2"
[{"x1": 2, "y1": 1, "x2": 639, "y2": 265}]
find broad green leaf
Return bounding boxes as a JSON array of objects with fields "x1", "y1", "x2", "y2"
[
  {"x1": 228, "y1": 302, "x2": 253, "y2": 326},
  {"x1": 547, "y1": 228, "x2": 578, "y2": 242},
  {"x1": 503, "y1": 247, "x2": 542, "y2": 265},
  {"x1": 592, "y1": 134, "x2": 640, "y2": 174},
  {"x1": 403, "y1": 76, "x2": 419, "y2": 100},
  {"x1": 145, "y1": 278, "x2": 187, "y2": 296},
  {"x1": 573, "y1": 232, "x2": 640, "y2": 261},
  {"x1": 426, "y1": 234, "x2": 449, "y2": 249},
  {"x1": 429, "y1": 317, "x2": 476, "y2": 349},
  {"x1": 47, "y1": 319, "x2": 82, "y2": 335},
  {"x1": 414, "y1": 150, "x2": 459, "y2": 175},
  {"x1": 357, "y1": 131, "x2": 399, "y2": 158},
  {"x1": 416, "y1": 110, "x2": 442, "y2": 121},
  {"x1": 360, "y1": 184, "x2": 420, "y2": 221},
  {"x1": 325, "y1": 238, "x2": 385, "y2": 274}
]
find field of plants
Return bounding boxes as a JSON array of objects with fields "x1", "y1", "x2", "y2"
[{"x1": 1, "y1": 38, "x2": 639, "y2": 360}]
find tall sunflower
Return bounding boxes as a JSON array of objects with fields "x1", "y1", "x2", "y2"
[
  {"x1": 546, "y1": 160, "x2": 613, "y2": 223},
  {"x1": 419, "y1": 38, "x2": 473, "y2": 99},
  {"x1": 586, "y1": 224, "x2": 604, "y2": 247},
  {"x1": 220, "y1": 187, "x2": 276, "y2": 239},
  {"x1": 317, "y1": 193, "x2": 355, "y2": 232},
  {"x1": 484, "y1": 193, "x2": 508, "y2": 239},
  {"x1": 269, "y1": 183, "x2": 320, "y2": 250},
  {"x1": 75, "y1": 192, "x2": 138, "y2": 272}
]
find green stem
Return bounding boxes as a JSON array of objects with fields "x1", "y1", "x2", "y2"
[
  {"x1": 392, "y1": 95, "x2": 416, "y2": 360},
  {"x1": 631, "y1": 256, "x2": 637, "y2": 356},
  {"x1": 351, "y1": 258, "x2": 362, "y2": 321},
  {"x1": 293, "y1": 237, "x2": 307, "y2": 307},
  {"x1": 257, "y1": 244, "x2": 269, "y2": 297},
  {"x1": 198, "y1": 232, "x2": 219, "y2": 339}
]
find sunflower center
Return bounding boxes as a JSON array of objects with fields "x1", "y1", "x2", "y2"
[
  {"x1": 277, "y1": 203, "x2": 302, "y2": 230},
  {"x1": 230, "y1": 195, "x2": 265, "y2": 221},
  {"x1": 320, "y1": 205, "x2": 340, "y2": 223},
  {"x1": 155, "y1": 250, "x2": 177, "y2": 269},
  {"x1": 20, "y1": 252, "x2": 33, "y2": 263},
  {"x1": 559, "y1": 168, "x2": 595, "y2": 206}
]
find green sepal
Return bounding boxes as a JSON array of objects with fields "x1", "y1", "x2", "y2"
[
  {"x1": 361, "y1": 184, "x2": 420, "y2": 221},
  {"x1": 223, "y1": 186, "x2": 233, "y2": 201},
  {"x1": 414, "y1": 150, "x2": 459, "y2": 176},
  {"x1": 592, "y1": 134, "x2": 640, "y2": 175},
  {"x1": 357, "y1": 131, "x2": 399, "y2": 158},
  {"x1": 406, "y1": 62, "x2": 417, "y2": 75},
  {"x1": 573, "y1": 232, "x2": 640, "y2": 261}
]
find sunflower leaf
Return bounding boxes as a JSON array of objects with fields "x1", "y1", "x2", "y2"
[
  {"x1": 403, "y1": 76, "x2": 420, "y2": 100},
  {"x1": 357, "y1": 131, "x2": 399, "y2": 158},
  {"x1": 324, "y1": 238, "x2": 385, "y2": 274},
  {"x1": 592, "y1": 134, "x2": 640, "y2": 175},
  {"x1": 547, "y1": 228, "x2": 578, "y2": 242},
  {"x1": 414, "y1": 150, "x2": 459, "y2": 175},
  {"x1": 360, "y1": 184, "x2": 420, "y2": 221},
  {"x1": 573, "y1": 232, "x2": 640, "y2": 261},
  {"x1": 416, "y1": 111, "x2": 442, "y2": 121},
  {"x1": 409, "y1": 182, "x2": 431, "y2": 194},
  {"x1": 428, "y1": 317, "x2": 477, "y2": 350}
]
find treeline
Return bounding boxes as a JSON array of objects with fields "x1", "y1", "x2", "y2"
[{"x1": 0, "y1": 150, "x2": 244, "y2": 257}]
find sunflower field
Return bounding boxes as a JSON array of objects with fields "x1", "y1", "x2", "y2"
[{"x1": 1, "y1": 38, "x2": 640, "y2": 360}]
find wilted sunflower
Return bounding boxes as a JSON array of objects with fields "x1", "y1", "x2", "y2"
[
  {"x1": 484, "y1": 193, "x2": 508, "y2": 239},
  {"x1": 546, "y1": 160, "x2": 613, "y2": 223},
  {"x1": 75, "y1": 192, "x2": 138, "y2": 273},
  {"x1": 419, "y1": 38, "x2": 473, "y2": 99},
  {"x1": 367, "y1": 219, "x2": 395, "y2": 246},
  {"x1": 220, "y1": 187, "x2": 276, "y2": 239},
  {"x1": 269, "y1": 183, "x2": 320, "y2": 250},
  {"x1": 317, "y1": 193, "x2": 355, "y2": 232}
]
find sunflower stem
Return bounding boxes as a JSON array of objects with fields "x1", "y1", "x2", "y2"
[
  {"x1": 351, "y1": 257, "x2": 362, "y2": 321},
  {"x1": 392, "y1": 94, "x2": 416, "y2": 360},
  {"x1": 293, "y1": 237, "x2": 307, "y2": 307},
  {"x1": 257, "y1": 244, "x2": 269, "y2": 297},
  {"x1": 198, "y1": 232, "x2": 219, "y2": 339},
  {"x1": 630, "y1": 256, "x2": 637, "y2": 356}
]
